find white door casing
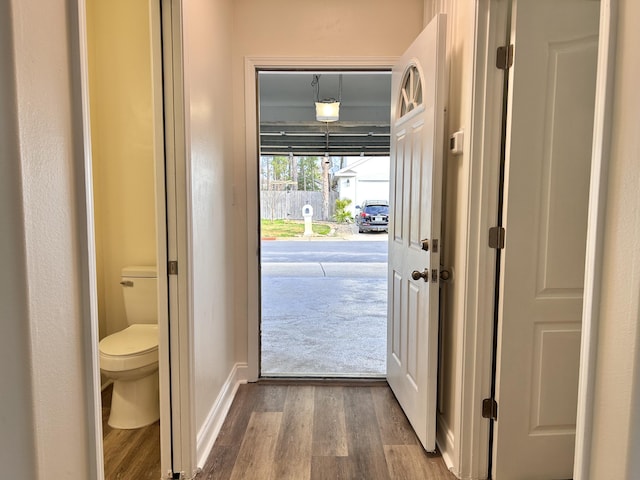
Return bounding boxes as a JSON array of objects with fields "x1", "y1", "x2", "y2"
[
  {"x1": 386, "y1": 13, "x2": 447, "y2": 452},
  {"x1": 159, "y1": 0, "x2": 198, "y2": 476},
  {"x1": 492, "y1": 1, "x2": 599, "y2": 478}
]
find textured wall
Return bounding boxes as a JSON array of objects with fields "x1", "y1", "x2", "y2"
[
  {"x1": 0, "y1": 1, "x2": 37, "y2": 478},
  {"x1": 181, "y1": 0, "x2": 237, "y2": 434},
  {"x1": 6, "y1": 0, "x2": 98, "y2": 477}
]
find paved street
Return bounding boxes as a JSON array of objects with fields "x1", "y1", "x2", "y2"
[
  {"x1": 261, "y1": 236, "x2": 388, "y2": 263},
  {"x1": 260, "y1": 237, "x2": 388, "y2": 377}
]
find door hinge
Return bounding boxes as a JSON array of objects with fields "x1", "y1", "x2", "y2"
[
  {"x1": 168, "y1": 260, "x2": 179, "y2": 275},
  {"x1": 482, "y1": 398, "x2": 498, "y2": 420},
  {"x1": 496, "y1": 44, "x2": 514, "y2": 70},
  {"x1": 488, "y1": 226, "x2": 506, "y2": 249}
]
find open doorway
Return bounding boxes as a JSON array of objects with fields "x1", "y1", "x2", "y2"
[
  {"x1": 84, "y1": 0, "x2": 172, "y2": 477},
  {"x1": 257, "y1": 71, "x2": 392, "y2": 377}
]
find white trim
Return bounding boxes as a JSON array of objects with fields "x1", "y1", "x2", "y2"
[
  {"x1": 161, "y1": 0, "x2": 198, "y2": 476},
  {"x1": 454, "y1": 1, "x2": 508, "y2": 478},
  {"x1": 74, "y1": 0, "x2": 105, "y2": 477},
  {"x1": 244, "y1": 56, "x2": 398, "y2": 381},
  {"x1": 149, "y1": 0, "x2": 173, "y2": 476},
  {"x1": 574, "y1": 1, "x2": 617, "y2": 479},
  {"x1": 437, "y1": 414, "x2": 457, "y2": 476},
  {"x1": 196, "y1": 363, "x2": 249, "y2": 468}
]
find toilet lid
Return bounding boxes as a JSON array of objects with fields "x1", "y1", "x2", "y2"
[{"x1": 99, "y1": 324, "x2": 158, "y2": 356}]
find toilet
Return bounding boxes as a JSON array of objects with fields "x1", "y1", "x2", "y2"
[{"x1": 99, "y1": 266, "x2": 159, "y2": 429}]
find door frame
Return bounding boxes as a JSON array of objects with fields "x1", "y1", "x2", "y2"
[
  {"x1": 158, "y1": 0, "x2": 197, "y2": 476},
  {"x1": 461, "y1": 0, "x2": 617, "y2": 478},
  {"x1": 244, "y1": 56, "x2": 398, "y2": 381}
]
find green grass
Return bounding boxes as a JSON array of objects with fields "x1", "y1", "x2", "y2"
[{"x1": 261, "y1": 219, "x2": 331, "y2": 238}]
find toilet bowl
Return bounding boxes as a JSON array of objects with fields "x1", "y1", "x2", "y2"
[{"x1": 99, "y1": 266, "x2": 159, "y2": 429}]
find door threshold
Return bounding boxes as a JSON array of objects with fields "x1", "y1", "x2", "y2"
[{"x1": 257, "y1": 376, "x2": 388, "y2": 387}]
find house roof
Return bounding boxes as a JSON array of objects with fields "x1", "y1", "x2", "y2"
[{"x1": 333, "y1": 156, "x2": 383, "y2": 177}]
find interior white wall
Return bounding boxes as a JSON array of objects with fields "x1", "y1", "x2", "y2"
[
  {"x1": 4, "y1": 0, "x2": 100, "y2": 478},
  {"x1": 0, "y1": 2, "x2": 37, "y2": 478},
  {"x1": 588, "y1": 0, "x2": 640, "y2": 477},
  {"x1": 231, "y1": 0, "x2": 425, "y2": 366},
  {"x1": 181, "y1": 0, "x2": 237, "y2": 432}
]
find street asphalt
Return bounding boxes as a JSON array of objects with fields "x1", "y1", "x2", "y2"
[{"x1": 260, "y1": 234, "x2": 389, "y2": 377}]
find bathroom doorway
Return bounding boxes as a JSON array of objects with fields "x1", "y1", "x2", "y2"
[{"x1": 84, "y1": 0, "x2": 172, "y2": 477}]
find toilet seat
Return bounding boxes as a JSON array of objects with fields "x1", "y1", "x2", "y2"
[{"x1": 99, "y1": 324, "x2": 158, "y2": 372}]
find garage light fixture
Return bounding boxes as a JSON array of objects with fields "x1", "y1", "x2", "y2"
[{"x1": 312, "y1": 74, "x2": 341, "y2": 122}]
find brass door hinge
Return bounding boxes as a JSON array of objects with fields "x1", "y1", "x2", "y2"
[
  {"x1": 496, "y1": 45, "x2": 514, "y2": 70},
  {"x1": 489, "y1": 226, "x2": 506, "y2": 249},
  {"x1": 168, "y1": 260, "x2": 178, "y2": 275},
  {"x1": 482, "y1": 398, "x2": 498, "y2": 420}
]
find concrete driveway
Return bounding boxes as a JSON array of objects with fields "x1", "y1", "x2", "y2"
[{"x1": 260, "y1": 236, "x2": 388, "y2": 377}]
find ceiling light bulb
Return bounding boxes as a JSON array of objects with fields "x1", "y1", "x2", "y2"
[{"x1": 315, "y1": 101, "x2": 340, "y2": 122}]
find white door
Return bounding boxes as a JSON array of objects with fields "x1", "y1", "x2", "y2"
[
  {"x1": 492, "y1": 1, "x2": 599, "y2": 478},
  {"x1": 387, "y1": 13, "x2": 447, "y2": 452}
]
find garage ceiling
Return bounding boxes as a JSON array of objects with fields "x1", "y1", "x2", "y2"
[{"x1": 258, "y1": 71, "x2": 392, "y2": 157}]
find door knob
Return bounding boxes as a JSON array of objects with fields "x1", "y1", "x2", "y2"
[{"x1": 411, "y1": 269, "x2": 429, "y2": 282}]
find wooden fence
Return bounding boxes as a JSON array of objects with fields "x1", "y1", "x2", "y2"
[{"x1": 260, "y1": 190, "x2": 338, "y2": 221}]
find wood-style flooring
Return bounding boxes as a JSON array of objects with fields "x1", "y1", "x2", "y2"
[
  {"x1": 101, "y1": 384, "x2": 161, "y2": 480},
  {"x1": 202, "y1": 382, "x2": 456, "y2": 480}
]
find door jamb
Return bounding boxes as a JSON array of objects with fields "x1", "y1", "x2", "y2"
[
  {"x1": 574, "y1": 1, "x2": 617, "y2": 478},
  {"x1": 151, "y1": 0, "x2": 173, "y2": 476},
  {"x1": 450, "y1": 1, "x2": 509, "y2": 478},
  {"x1": 160, "y1": 0, "x2": 198, "y2": 477},
  {"x1": 244, "y1": 56, "x2": 398, "y2": 382},
  {"x1": 74, "y1": 1, "x2": 104, "y2": 476},
  {"x1": 462, "y1": 1, "x2": 617, "y2": 479}
]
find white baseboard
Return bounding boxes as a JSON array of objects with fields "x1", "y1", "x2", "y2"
[
  {"x1": 196, "y1": 362, "x2": 249, "y2": 467},
  {"x1": 437, "y1": 414, "x2": 460, "y2": 478}
]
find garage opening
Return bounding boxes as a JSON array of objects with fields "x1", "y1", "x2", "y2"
[{"x1": 257, "y1": 70, "x2": 392, "y2": 377}]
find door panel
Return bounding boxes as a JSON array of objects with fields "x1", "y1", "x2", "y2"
[
  {"x1": 387, "y1": 13, "x2": 447, "y2": 452},
  {"x1": 492, "y1": 1, "x2": 599, "y2": 478}
]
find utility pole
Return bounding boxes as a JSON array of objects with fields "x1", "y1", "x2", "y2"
[{"x1": 321, "y1": 156, "x2": 330, "y2": 220}]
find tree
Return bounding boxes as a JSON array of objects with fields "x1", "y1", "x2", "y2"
[
  {"x1": 271, "y1": 156, "x2": 290, "y2": 182},
  {"x1": 334, "y1": 198, "x2": 353, "y2": 223},
  {"x1": 297, "y1": 156, "x2": 321, "y2": 191}
]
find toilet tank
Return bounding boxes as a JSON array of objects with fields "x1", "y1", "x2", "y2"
[{"x1": 121, "y1": 266, "x2": 158, "y2": 325}]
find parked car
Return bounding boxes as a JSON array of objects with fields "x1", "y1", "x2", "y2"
[{"x1": 355, "y1": 200, "x2": 389, "y2": 233}]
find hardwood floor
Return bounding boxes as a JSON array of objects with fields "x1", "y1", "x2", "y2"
[
  {"x1": 202, "y1": 383, "x2": 456, "y2": 480},
  {"x1": 101, "y1": 384, "x2": 161, "y2": 480}
]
